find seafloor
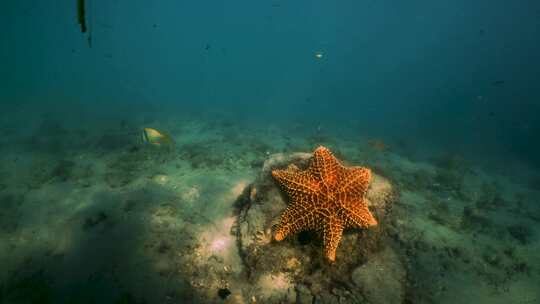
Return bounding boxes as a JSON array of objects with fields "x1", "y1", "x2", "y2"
[{"x1": 0, "y1": 107, "x2": 539, "y2": 304}]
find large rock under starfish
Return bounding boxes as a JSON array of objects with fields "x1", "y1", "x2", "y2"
[{"x1": 234, "y1": 151, "x2": 406, "y2": 303}]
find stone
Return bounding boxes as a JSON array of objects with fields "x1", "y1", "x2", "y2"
[
  {"x1": 235, "y1": 151, "x2": 403, "y2": 303},
  {"x1": 351, "y1": 248, "x2": 406, "y2": 304}
]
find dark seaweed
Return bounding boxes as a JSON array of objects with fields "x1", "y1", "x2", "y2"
[
  {"x1": 77, "y1": 0, "x2": 86, "y2": 33},
  {"x1": 217, "y1": 288, "x2": 231, "y2": 299}
]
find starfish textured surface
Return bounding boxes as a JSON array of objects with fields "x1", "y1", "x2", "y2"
[{"x1": 272, "y1": 146, "x2": 377, "y2": 261}]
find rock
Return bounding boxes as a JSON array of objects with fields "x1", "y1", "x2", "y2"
[
  {"x1": 235, "y1": 152, "x2": 403, "y2": 304},
  {"x1": 351, "y1": 247, "x2": 406, "y2": 304},
  {"x1": 174, "y1": 151, "x2": 404, "y2": 303},
  {"x1": 255, "y1": 272, "x2": 296, "y2": 303},
  {"x1": 259, "y1": 152, "x2": 312, "y2": 176},
  {"x1": 152, "y1": 174, "x2": 169, "y2": 185},
  {"x1": 295, "y1": 284, "x2": 313, "y2": 304}
]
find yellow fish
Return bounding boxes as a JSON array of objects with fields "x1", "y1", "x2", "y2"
[{"x1": 141, "y1": 128, "x2": 173, "y2": 147}]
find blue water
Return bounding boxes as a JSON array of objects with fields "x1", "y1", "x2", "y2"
[
  {"x1": 1, "y1": 1, "x2": 540, "y2": 303},
  {"x1": 3, "y1": 1, "x2": 539, "y2": 166}
]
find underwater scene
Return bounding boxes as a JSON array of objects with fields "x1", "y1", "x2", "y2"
[{"x1": 1, "y1": 1, "x2": 540, "y2": 303}]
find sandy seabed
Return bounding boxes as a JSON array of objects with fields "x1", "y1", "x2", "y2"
[{"x1": 0, "y1": 112, "x2": 539, "y2": 304}]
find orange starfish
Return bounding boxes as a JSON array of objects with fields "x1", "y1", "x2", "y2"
[{"x1": 272, "y1": 146, "x2": 377, "y2": 262}]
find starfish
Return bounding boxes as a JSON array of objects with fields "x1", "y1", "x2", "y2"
[{"x1": 272, "y1": 146, "x2": 377, "y2": 262}]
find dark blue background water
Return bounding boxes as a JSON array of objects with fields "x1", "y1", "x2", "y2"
[{"x1": 2, "y1": 0, "x2": 539, "y2": 168}]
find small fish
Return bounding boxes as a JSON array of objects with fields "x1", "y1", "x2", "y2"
[
  {"x1": 141, "y1": 128, "x2": 173, "y2": 147},
  {"x1": 315, "y1": 52, "x2": 324, "y2": 59},
  {"x1": 492, "y1": 80, "x2": 505, "y2": 87},
  {"x1": 368, "y1": 139, "x2": 387, "y2": 152}
]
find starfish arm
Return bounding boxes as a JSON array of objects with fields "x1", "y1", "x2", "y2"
[
  {"x1": 322, "y1": 218, "x2": 344, "y2": 262},
  {"x1": 310, "y1": 146, "x2": 340, "y2": 187},
  {"x1": 343, "y1": 199, "x2": 378, "y2": 228},
  {"x1": 274, "y1": 203, "x2": 318, "y2": 241},
  {"x1": 272, "y1": 169, "x2": 319, "y2": 200},
  {"x1": 337, "y1": 167, "x2": 371, "y2": 198}
]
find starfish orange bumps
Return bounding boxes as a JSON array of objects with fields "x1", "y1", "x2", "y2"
[{"x1": 272, "y1": 146, "x2": 377, "y2": 262}]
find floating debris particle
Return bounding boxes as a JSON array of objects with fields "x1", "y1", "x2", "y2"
[{"x1": 492, "y1": 80, "x2": 505, "y2": 87}]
